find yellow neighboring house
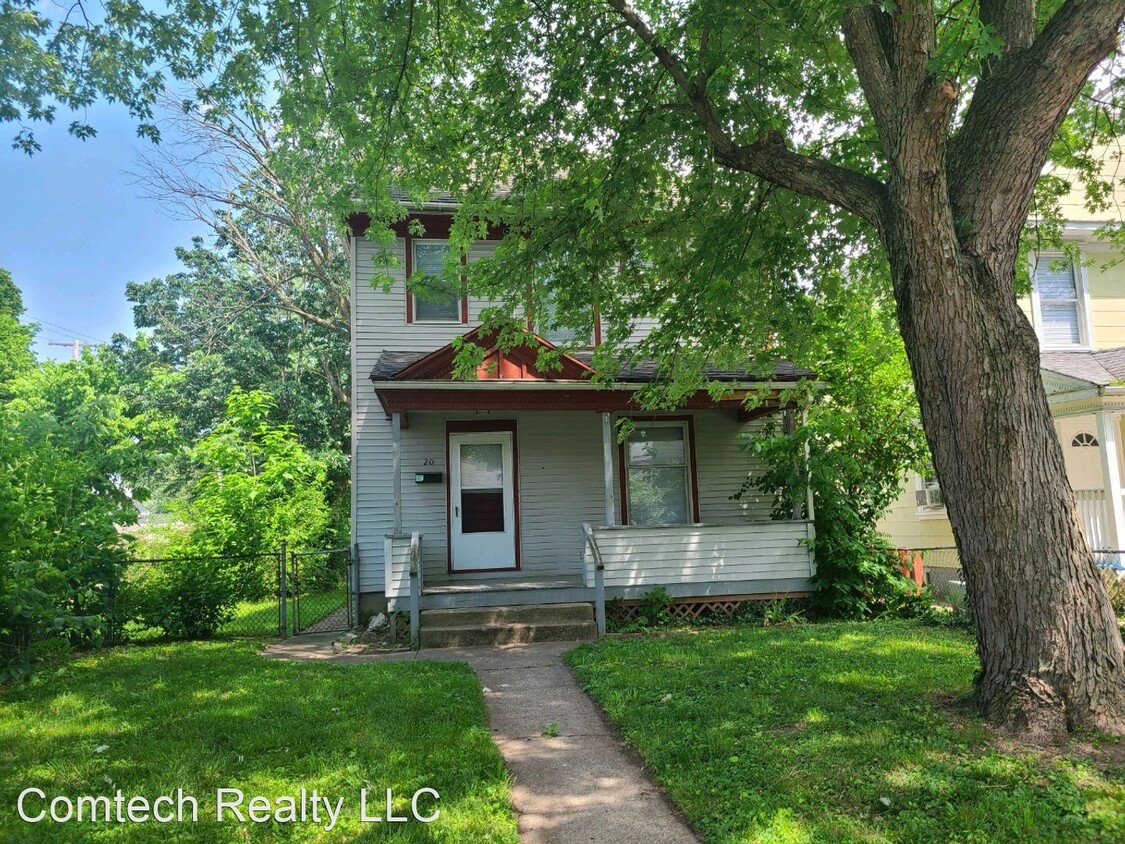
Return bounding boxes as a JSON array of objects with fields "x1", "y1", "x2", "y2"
[{"x1": 879, "y1": 147, "x2": 1125, "y2": 556}]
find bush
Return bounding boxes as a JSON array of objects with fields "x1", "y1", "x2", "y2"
[
  {"x1": 117, "y1": 556, "x2": 239, "y2": 640},
  {"x1": 175, "y1": 389, "x2": 333, "y2": 601}
]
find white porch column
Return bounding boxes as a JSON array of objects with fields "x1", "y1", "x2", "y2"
[
  {"x1": 601, "y1": 412, "x2": 616, "y2": 526},
  {"x1": 391, "y1": 411, "x2": 402, "y2": 535},
  {"x1": 1095, "y1": 410, "x2": 1125, "y2": 550}
]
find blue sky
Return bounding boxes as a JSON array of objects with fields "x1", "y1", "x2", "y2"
[{"x1": 0, "y1": 105, "x2": 206, "y2": 361}]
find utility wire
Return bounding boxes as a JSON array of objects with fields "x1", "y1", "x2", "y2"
[{"x1": 25, "y1": 315, "x2": 110, "y2": 345}]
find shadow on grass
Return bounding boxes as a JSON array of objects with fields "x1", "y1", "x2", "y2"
[
  {"x1": 0, "y1": 640, "x2": 518, "y2": 843},
  {"x1": 568, "y1": 620, "x2": 1125, "y2": 844}
]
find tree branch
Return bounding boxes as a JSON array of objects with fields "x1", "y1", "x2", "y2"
[
  {"x1": 606, "y1": 0, "x2": 889, "y2": 229},
  {"x1": 842, "y1": 6, "x2": 896, "y2": 143},
  {"x1": 979, "y1": 0, "x2": 1036, "y2": 52},
  {"x1": 949, "y1": 0, "x2": 1125, "y2": 263}
]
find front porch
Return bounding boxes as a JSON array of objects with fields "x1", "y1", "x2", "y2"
[
  {"x1": 368, "y1": 330, "x2": 818, "y2": 644},
  {"x1": 385, "y1": 515, "x2": 817, "y2": 641},
  {"x1": 1043, "y1": 350, "x2": 1125, "y2": 552}
]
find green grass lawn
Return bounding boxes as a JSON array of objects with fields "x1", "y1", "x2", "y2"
[
  {"x1": 568, "y1": 621, "x2": 1125, "y2": 843},
  {"x1": 0, "y1": 641, "x2": 518, "y2": 843}
]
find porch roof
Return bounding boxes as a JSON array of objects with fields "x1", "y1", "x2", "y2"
[
  {"x1": 1041, "y1": 346, "x2": 1125, "y2": 417},
  {"x1": 370, "y1": 329, "x2": 813, "y2": 385},
  {"x1": 369, "y1": 329, "x2": 814, "y2": 415},
  {"x1": 1041, "y1": 347, "x2": 1125, "y2": 388}
]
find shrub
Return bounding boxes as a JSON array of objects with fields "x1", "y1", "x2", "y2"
[
  {"x1": 117, "y1": 556, "x2": 239, "y2": 640},
  {"x1": 175, "y1": 388, "x2": 333, "y2": 600}
]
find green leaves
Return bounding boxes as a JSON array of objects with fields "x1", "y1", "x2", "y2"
[
  {"x1": 0, "y1": 305, "x2": 148, "y2": 676},
  {"x1": 174, "y1": 388, "x2": 334, "y2": 599}
]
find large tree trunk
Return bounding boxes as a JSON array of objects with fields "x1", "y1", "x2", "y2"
[{"x1": 885, "y1": 217, "x2": 1125, "y2": 739}]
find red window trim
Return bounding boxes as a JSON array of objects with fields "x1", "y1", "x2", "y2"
[
  {"x1": 445, "y1": 420, "x2": 521, "y2": 573},
  {"x1": 405, "y1": 235, "x2": 468, "y2": 325},
  {"x1": 617, "y1": 415, "x2": 701, "y2": 526}
]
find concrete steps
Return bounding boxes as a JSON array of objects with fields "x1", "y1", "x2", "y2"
[{"x1": 419, "y1": 602, "x2": 597, "y2": 648}]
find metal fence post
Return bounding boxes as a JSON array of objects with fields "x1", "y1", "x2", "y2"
[
  {"x1": 278, "y1": 541, "x2": 288, "y2": 638},
  {"x1": 351, "y1": 542, "x2": 360, "y2": 629}
]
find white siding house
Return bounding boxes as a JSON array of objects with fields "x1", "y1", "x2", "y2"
[{"x1": 348, "y1": 208, "x2": 817, "y2": 632}]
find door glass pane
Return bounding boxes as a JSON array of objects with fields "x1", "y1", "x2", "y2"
[
  {"x1": 627, "y1": 426, "x2": 685, "y2": 466},
  {"x1": 460, "y1": 443, "x2": 503, "y2": 489},
  {"x1": 627, "y1": 467, "x2": 689, "y2": 525},
  {"x1": 459, "y1": 442, "x2": 505, "y2": 534}
]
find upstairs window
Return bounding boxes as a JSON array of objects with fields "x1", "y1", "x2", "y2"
[
  {"x1": 915, "y1": 464, "x2": 945, "y2": 514},
  {"x1": 410, "y1": 240, "x2": 461, "y2": 323},
  {"x1": 537, "y1": 293, "x2": 594, "y2": 347},
  {"x1": 1033, "y1": 255, "x2": 1089, "y2": 348}
]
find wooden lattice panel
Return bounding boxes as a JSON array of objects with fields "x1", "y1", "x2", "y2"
[{"x1": 607, "y1": 596, "x2": 776, "y2": 624}]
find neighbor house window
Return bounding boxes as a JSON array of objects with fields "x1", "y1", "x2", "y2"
[
  {"x1": 624, "y1": 422, "x2": 693, "y2": 525},
  {"x1": 410, "y1": 240, "x2": 461, "y2": 322},
  {"x1": 1033, "y1": 254, "x2": 1089, "y2": 348},
  {"x1": 915, "y1": 464, "x2": 945, "y2": 514},
  {"x1": 1072, "y1": 432, "x2": 1099, "y2": 447}
]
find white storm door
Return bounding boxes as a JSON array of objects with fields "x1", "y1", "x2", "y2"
[{"x1": 449, "y1": 432, "x2": 517, "y2": 570}]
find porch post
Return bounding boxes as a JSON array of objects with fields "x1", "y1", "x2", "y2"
[
  {"x1": 1095, "y1": 410, "x2": 1125, "y2": 550},
  {"x1": 802, "y1": 409, "x2": 816, "y2": 523},
  {"x1": 391, "y1": 411, "x2": 402, "y2": 535},
  {"x1": 602, "y1": 412, "x2": 616, "y2": 526}
]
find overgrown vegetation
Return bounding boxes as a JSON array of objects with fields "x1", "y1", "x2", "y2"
[
  {"x1": 0, "y1": 273, "x2": 148, "y2": 679},
  {"x1": 0, "y1": 640, "x2": 519, "y2": 842},
  {"x1": 740, "y1": 270, "x2": 930, "y2": 620},
  {"x1": 1, "y1": 269, "x2": 346, "y2": 677},
  {"x1": 569, "y1": 622, "x2": 1125, "y2": 842}
]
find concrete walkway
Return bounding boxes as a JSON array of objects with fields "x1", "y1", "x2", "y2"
[{"x1": 264, "y1": 636, "x2": 698, "y2": 843}]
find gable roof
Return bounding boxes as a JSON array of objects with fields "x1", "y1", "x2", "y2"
[
  {"x1": 370, "y1": 329, "x2": 814, "y2": 385},
  {"x1": 372, "y1": 328, "x2": 594, "y2": 383}
]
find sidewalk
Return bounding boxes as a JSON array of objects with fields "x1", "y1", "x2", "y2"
[{"x1": 264, "y1": 636, "x2": 698, "y2": 843}]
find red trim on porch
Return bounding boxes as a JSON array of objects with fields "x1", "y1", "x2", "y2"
[
  {"x1": 445, "y1": 420, "x2": 522, "y2": 574},
  {"x1": 617, "y1": 415, "x2": 702, "y2": 526},
  {"x1": 376, "y1": 387, "x2": 762, "y2": 415},
  {"x1": 390, "y1": 327, "x2": 595, "y2": 383}
]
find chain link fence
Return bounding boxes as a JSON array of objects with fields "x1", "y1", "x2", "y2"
[
  {"x1": 286, "y1": 548, "x2": 353, "y2": 635},
  {"x1": 899, "y1": 546, "x2": 1125, "y2": 616},
  {"x1": 115, "y1": 546, "x2": 355, "y2": 642}
]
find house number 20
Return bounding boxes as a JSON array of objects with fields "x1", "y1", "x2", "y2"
[{"x1": 422, "y1": 458, "x2": 435, "y2": 466}]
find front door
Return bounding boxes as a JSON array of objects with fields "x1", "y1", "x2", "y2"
[{"x1": 449, "y1": 431, "x2": 518, "y2": 570}]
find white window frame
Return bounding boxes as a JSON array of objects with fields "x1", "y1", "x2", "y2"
[
  {"x1": 1029, "y1": 250, "x2": 1093, "y2": 350},
  {"x1": 623, "y1": 420, "x2": 694, "y2": 526},
  {"x1": 915, "y1": 466, "x2": 946, "y2": 518},
  {"x1": 410, "y1": 238, "x2": 462, "y2": 324}
]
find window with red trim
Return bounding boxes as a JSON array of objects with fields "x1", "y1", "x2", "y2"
[
  {"x1": 410, "y1": 239, "x2": 461, "y2": 322},
  {"x1": 624, "y1": 422, "x2": 693, "y2": 525}
]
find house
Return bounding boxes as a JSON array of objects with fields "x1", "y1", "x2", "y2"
[
  {"x1": 346, "y1": 206, "x2": 817, "y2": 645},
  {"x1": 880, "y1": 149, "x2": 1125, "y2": 559}
]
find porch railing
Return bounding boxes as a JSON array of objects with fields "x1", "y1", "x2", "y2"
[
  {"x1": 582, "y1": 524, "x2": 607, "y2": 636},
  {"x1": 1075, "y1": 489, "x2": 1112, "y2": 551},
  {"x1": 582, "y1": 520, "x2": 817, "y2": 590}
]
